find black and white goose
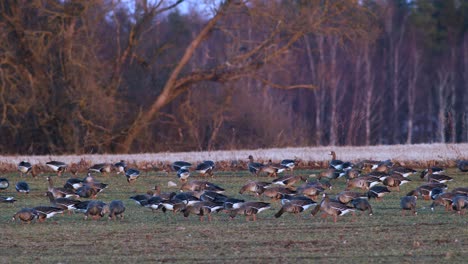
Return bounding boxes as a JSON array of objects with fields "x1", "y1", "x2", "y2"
[
  {"x1": 88, "y1": 163, "x2": 112, "y2": 174},
  {"x1": 247, "y1": 155, "x2": 264, "y2": 175},
  {"x1": 45, "y1": 191, "x2": 81, "y2": 213},
  {"x1": 195, "y1": 160, "x2": 215, "y2": 177},
  {"x1": 114, "y1": 160, "x2": 127, "y2": 174},
  {"x1": 177, "y1": 168, "x2": 190, "y2": 182},
  {"x1": 46, "y1": 161, "x2": 68, "y2": 176},
  {"x1": 172, "y1": 161, "x2": 192, "y2": 171},
  {"x1": 125, "y1": 168, "x2": 140, "y2": 184},
  {"x1": 33, "y1": 206, "x2": 64, "y2": 222},
  {"x1": 15, "y1": 181, "x2": 30, "y2": 194},
  {"x1": 18, "y1": 161, "x2": 33, "y2": 177},
  {"x1": 228, "y1": 201, "x2": 271, "y2": 221},
  {"x1": 280, "y1": 159, "x2": 298, "y2": 172},
  {"x1": 274, "y1": 196, "x2": 316, "y2": 218}
]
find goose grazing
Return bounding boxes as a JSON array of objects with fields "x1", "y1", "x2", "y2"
[
  {"x1": 108, "y1": 200, "x2": 126, "y2": 220},
  {"x1": 114, "y1": 160, "x2": 127, "y2": 174},
  {"x1": 63, "y1": 177, "x2": 84, "y2": 191},
  {"x1": 0, "y1": 196, "x2": 16, "y2": 203},
  {"x1": 15, "y1": 181, "x2": 30, "y2": 194},
  {"x1": 222, "y1": 198, "x2": 245, "y2": 210},
  {"x1": 430, "y1": 192, "x2": 456, "y2": 212},
  {"x1": 177, "y1": 168, "x2": 190, "y2": 182},
  {"x1": 259, "y1": 160, "x2": 286, "y2": 177},
  {"x1": 84, "y1": 201, "x2": 109, "y2": 220},
  {"x1": 262, "y1": 186, "x2": 296, "y2": 200},
  {"x1": 239, "y1": 181, "x2": 270, "y2": 196},
  {"x1": 46, "y1": 161, "x2": 68, "y2": 176},
  {"x1": 200, "y1": 191, "x2": 228, "y2": 203},
  {"x1": 74, "y1": 201, "x2": 92, "y2": 214},
  {"x1": 32, "y1": 206, "x2": 64, "y2": 222},
  {"x1": 367, "y1": 186, "x2": 391, "y2": 200},
  {"x1": 12, "y1": 208, "x2": 38, "y2": 223},
  {"x1": 247, "y1": 155, "x2": 264, "y2": 175},
  {"x1": 336, "y1": 191, "x2": 367, "y2": 204},
  {"x1": 125, "y1": 168, "x2": 140, "y2": 184},
  {"x1": 427, "y1": 173, "x2": 453, "y2": 184},
  {"x1": 346, "y1": 178, "x2": 369, "y2": 191},
  {"x1": 229, "y1": 201, "x2": 271, "y2": 221},
  {"x1": 400, "y1": 194, "x2": 418, "y2": 216},
  {"x1": 45, "y1": 191, "x2": 81, "y2": 214},
  {"x1": 172, "y1": 161, "x2": 192, "y2": 171},
  {"x1": 452, "y1": 187, "x2": 468, "y2": 196},
  {"x1": 274, "y1": 196, "x2": 316, "y2": 218},
  {"x1": 415, "y1": 183, "x2": 448, "y2": 200},
  {"x1": 280, "y1": 158, "x2": 298, "y2": 172},
  {"x1": 76, "y1": 185, "x2": 98, "y2": 199},
  {"x1": 88, "y1": 163, "x2": 112, "y2": 175},
  {"x1": 456, "y1": 160, "x2": 468, "y2": 172},
  {"x1": 18, "y1": 161, "x2": 34, "y2": 177},
  {"x1": 296, "y1": 182, "x2": 326, "y2": 200},
  {"x1": 180, "y1": 180, "x2": 224, "y2": 193},
  {"x1": 47, "y1": 177, "x2": 78, "y2": 198},
  {"x1": 272, "y1": 175, "x2": 307, "y2": 189},
  {"x1": 382, "y1": 174, "x2": 411, "y2": 192},
  {"x1": 195, "y1": 160, "x2": 215, "y2": 178},
  {"x1": 312, "y1": 193, "x2": 354, "y2": 223},
  {"x1": 350, "y1": 198, "x2": 373, "y2": 216},
  {"x1": 181, "y1": 201, "x2": 223, "y2": 221},
  {"x1": 391, "y1": 162, "x2": 417, "y2": 177},
  {"x1": 452, "y1": 195, "x2": 468, "y2": 215},
  {"x1": 0, "y1": 178, "x2": 9, "y2": 191},
  {"x1": 312, "y1": 168, "x2": 341, "y2": 181},
  {"x1": 130, "y1": 191, "x2": 154, "y2": 206}
]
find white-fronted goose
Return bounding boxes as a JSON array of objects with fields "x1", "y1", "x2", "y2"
[
  {"x1": 452, "y1": 195, "x2": 468, "y2": 215},
  {"x1": 33, "y1": 206, "x2": 64, "y2": 222},
  {"x1": 46, "y1": 161, "x2": 68, "y2": 176},
  {"x1": 262, "y1": 186, "x2": 296, "y2": 200},
  {"x1": 430, "y1": 192, "x2": 456, "y2": 212},
  {"x1": 181, "y1": 201, "x2": 223, "y2": 221},
  {"x1": 45, "y1": 191, "x2": 81, "y2": 214},
  {"x1": 0, "y1": 196, "x2": 16, "y2": 203},
  {"x1": 382, "y1": 174, "x2": 411, "y2": 192},
  {"x1": 172, "y1": 161, "x2": 192, "y2": 171},
  {"x1": 329, "y1": 151, "x2": 344, "y2": 170},
  {"x1": 275, "y1": 196, "x2": 316, "y2": 218},
  {"x1": 125, "y1": 168, "x2": 140, "y2": 184},
  {"x1": 367, "y1": 186, "x2": 391, "y2": 200},
  {"x1": 180, "y1": 180, "x2": 224, "y2": 193},
  {"x1": 177, "y1": 168, "x2": 190, "y2": 182},
  {"x1": 391, "y1": 163, "x2": 416, "y2": 177},
  {"x1": 84, "y1": 201, "x2": 109, "y2": 220},
  {"x1": 229, "y1": 201, "x2": 271, "y2": 221},
  {"x1": 452, "y1": 187, "x2": 468, "y2": 196},
  {"x1": 280, "y1": 159, "x2": 298, "y2": 172},
  {"x1": 195, "y1": 161, "x2": 215, "y2": 177},
  {"x1": 350, "y1": 198, "x2": 373, "y2": 216},
  {"x1": 88, "y1": 163, "x2": 112, "y2": 175},
  {"x1": 346, "y1": 178, "x2": 369, "y2": 191},
  {"x1": 415, "y1": 183, "x2": 448, "y2": 200},
  {"x1": 247, "y1": 155, "x2": 264, "y2": 175},
  {"x1": 18, "y1": 161, "x2": 34, "y2": 177},
  {"x1": 130, "y1": 191, "x2": 154, "y2": 206},
  {"x1": 47, "y1": 177, "x2": 78, "y2": 198},
  {"x1": 272, "y1": 175, "x2": 307, "y2": 188},
  {"x1": 108, "y1": 200, "x2": 126, "y2": 220},
  {"x1": 12, "y1": 208, "x2": 38, "y2": 223},
  {"x1": 312, "y1": 193, "x2": 354, "y2": 223},
  {"x1": 239, "y1": 181, "x2": 270, "y2": 196},
  {"x1": 114, "y1": 160, "x2": 127, "y2": 174},
  {"x1": 312, "y1": 168, "x2": 341, "y2": 181},
  {"x1": 427, "y1": 173, "x2": 453, "y2": 184},
  {"x1": 400, "y1": 195, "x2": 418, "y2": 216},
  {"x1": 336, "y1": 191, "x2": 366, "y2": 204},
  {"x1": 456, "y1": 160, "x2": 468, "y2": 172}
]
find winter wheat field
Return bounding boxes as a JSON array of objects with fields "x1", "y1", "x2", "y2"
[{"x1": 1, "y1": 143, "x2": 467, "y2": 263}]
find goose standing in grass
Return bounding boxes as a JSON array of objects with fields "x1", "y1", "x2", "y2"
[
  {"x1": 296, "y1": 182, "x2": 326, "y2": 200},
  {"x1": 1, "y1": 196, "x2": 16, "y2": 203},
  {"x1": 47, "y1": 177, "x2": 78, "y2": 198},
  {"x1": 400, "y1": 194, "x2": 418, "y2": 216},
  {"x1": 350, "y1": 198, "x2": 373, "y2": 217},
  {"x1": 85, "y1": 201, "x2": 109, "y2": 220},
  {"x1": 125, "y1": 168, "x2": 140, "y2": 184},
  {"x1": 280, "y1": 158, "x2": 298, "y2": 172},
  {"x1": 382, "y1": 174, "x2": 411, "y2": 192},
  {"x1": 456, "y1": 160, "x2": 468, "y2": 172},
  {"x1": 329, "y1": 151, "x2": 344, "y2": 170},
  {"x1": 45, "y1": 191, "x2": 81, "y2": 214},
  {"x1": 33, "y1": 206, "x2": 64, "y2": 222},
  {"x1": 311, "y1": 193, "x2": 354, "y2": 223},
  {"x1": 46, "y1": 161, "x2": 68, "y2": 176},
  {"x1": 181, "y1": 201, "x2": 223, "y2": 221},
  {"x1": 430, "y1": 192, "x2": 456, "y2": 212},
  {"x1": 274, "y1": 196, "x2": 316, "y2": 218},
  {"x1": 172, "y1": 161, "x2": 192, "y2": 171},
  {"x1": 229, "y1": 201, "x2": 271, "y2": 221},
  {"x1": 12, "y1": 208, "x2": 38, "y2": 224},
  {"x1": 195, "y1": 160, "x2": 215, "y2": 178},
  {"x1": 177, "y1": 168, "x2": 190, "y2": 182},
  {"x1": 15, "y1": 181, "x2": 30, "y2": 194},
  {"x1": 391, "y1": 163, "x2": 416, "y2": 177},
  {"x1": 452, "y1": 195, "x2": 468, "y2": 215},
  {"x1": 0, "y1": 178, "x2": 9, "y2": 191},
  {"x1": 130, "y1": 191, "x2": 155, "y2": 206},
  {"x1": 336, "y1": 191, "x2": 367, "y2": 204},
  {"x1": 239, "y1": 181, "x2": 270, "y2": 196},
  {"x1": 247, "y1": 155, "x2": 264, "y2": 175},
  {"x1": 367, "y1": 186, "x2": 391, "y2": 200},
  {"x1": 272, "y1": 175, "x2": 308, "y2": 189},
  {"x1": 114, "y1": 160, "x2": 127, "y2": 174},
  {"x1": 88, "y1": 163, "x2": 112, "y2": 175},
  {"x1": 108, "y1": 200, "x2": 126, "y2": 220},
  {"x1": 18, "y1": 161, "x2": 34, "y2": 177}
]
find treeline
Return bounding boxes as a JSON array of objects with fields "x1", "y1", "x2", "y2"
[{"x1": 0, "y1": 0, "x2": 467, "y2": 154}]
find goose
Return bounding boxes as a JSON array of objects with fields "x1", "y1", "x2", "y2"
[
  {"x1": 312, "y1": 193, "x2": 354, "y2": 223},
  {"x1": 247, "y1": 155, "x2": 264, "y2": 175},
  {"x1": 420, "y1": 167, "x2": 445, "y2": 178},
  {"x1": 272, "y1": 175, "x2": 307, "y2": 188},
  {"x1": 12, "y1": 208, "x2": 38, "y2": 224},
  {"x1": 84, "y1": 201, "x2": 109, "y2": 220},
  {"x1": 152, "y1": 185, "x2": 177, "y2": 200},
  {"x1": 296, "y1": 182, "x2": 326, "y2": 200},
  {"x1": 15, "y1": 181, "x2": 30, "y2": 194},
  {"x1": 228, "y1": 201, "x2": 271, "y2": 221},
  {"x1": 114, "y1": 160, "x2": 127, "y2": 174},
  {"x1": 400, "y1": 195, "x2": 418, "y2": 216},
  {"x1": 129, "y1": 191, "x2": 154, "y2": 206},
  {"x1": 171, "y1": 192, "x2": 200, "y2": 206},
  {"x1": 74, "y1": 201, "x2": 92, "y2": 214},
  {"x1": 223, "y1": 197, "x2": 245, "y2": 210},
  {"x1": 0, "y1": 178, "x2": 9, "y2": 190},
  {"x1": 180, "y1": 180, "x2": 224, "y2": 193},
  {"x1": 177, "y1": 168, "x2": 190, "y2": 182},
  {"x1": 200, "y1": 191, "x2": 228, "y2": 203},
  {"x1": 367, "y1": 186, "x2": 391, "y2": 200},
  {"x1": 391, "y1": 163, "x2": 417, "y2": 177},
  {"x1": 336, "y1": 191, "x2": 366, "y2": 204},
  {"x1": 280, "y1": 158, "x2": 298, "y2": 172},
  {"x1": 18, "y1": 161, "x2": 34, "y2": 177},
  {"x1": 456, "y1": 160, "x2": 468, "y2": 172},
  {"x1": 195, "y1": 160, "x2": 215, "y2": 177},
  {"x1": 108, "y1": 200, "x2": 126, "y2": 220},
  {"x1": 329, "y1": 151, "x2": 344, "y2": 170},
  {"x1": 239, "y1": 181, "x2": 270, "y2": 196},
  {"x1": 345, "y1": 169, "x2": 361, "y2": 180},
  {"x1": 262, "y1": 186, "x2": 296, "y2": 200},
  {"x1": 430, "y1": 192, "x2": 456, "y2": 212},
  {"x1": 382, "y1": 174, "x2": 411, "y2": 192},
  {"x1": 76, "y1": 185, "x2": 98, "y2": 199},
  {"x1": 47, "y1": 177, "x2": 78, "y2": 198},
  {"x1": 33, "y1": 206, "x2": 64, "y2": 222},
  {"x1": 142, "y1": 196, "x2": 166, "y2": 212},
  {"x1": 415, "y1": 183, "x2": 448, "y2": 200},
  {"x1": 172, "y1": 161, "x2": 192, "y2": 171},
  {"x1": 452, "y1": 187, "x2": 468, "y2": 196},
  {"x1": 45, "y1": 191, "x2": 81, "y2": 214},
  {"x1": 312, "y1": 168, "x2": 341, "y2": 181},
  {"x1": 181, "y1": 201, "x2": 223, "y2": 221},
  {"x1": 82, "y1": 174, "x2": 108, "y2": 194},
  {"x1": 125, "y1": 168, "x2": 140, "y2": 184},
  {"x1": 427, "y1": 173, "x2": 453, "y2": 184},
  {"x1": 452, "y1": 195, "x2": 468, "y2": 215},
  {"x1": 63, "y1": 177, "x2": 84, "y2": 191},
  {"x1": 350, "y1": 198, "x2": 373, "y2": 216},
  {"x1": 0, "y1": 196, "x2": 16, "y2": 203},
  {"x1": 346, "y1": 178, "x2": 369, "y2": 191},
  {"x1": 46, "y1": 161, "x2": 68, "y2": 176},
  {"x1": 274, "y1": 196, "x2": 316, "y2": 218},
  {"x1": 88, "y1": 163, "x2": 112, "y2": 175}
]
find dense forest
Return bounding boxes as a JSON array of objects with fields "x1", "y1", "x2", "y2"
[{"x1": 0, "y1": 0, "x2": 467, "y2": 154}]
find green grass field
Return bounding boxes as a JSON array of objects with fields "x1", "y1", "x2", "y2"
[{"x1": 1, "y1": 168, "x2": 467, "y2": 263}]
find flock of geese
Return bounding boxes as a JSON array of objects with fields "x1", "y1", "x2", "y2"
[{"x1": 2, "y1": 152, "x2": 468, "y2": 224}]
